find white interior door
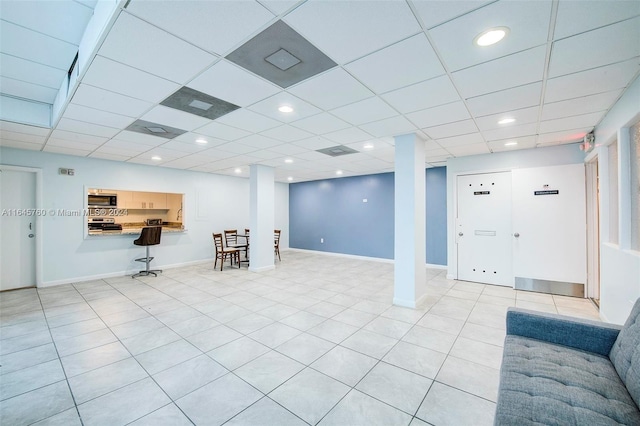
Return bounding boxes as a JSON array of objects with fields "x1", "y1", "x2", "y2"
[
  {"x1": 457, "y1": 172, "x2": 512, "y2": 286},
  {"x1": 0, "y1": 169, "x2": 37, "y2": 290},
  {"x1": 512, "y1": 164, "x2": 587, "y2": 291}
]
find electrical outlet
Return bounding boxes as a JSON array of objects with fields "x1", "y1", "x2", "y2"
[{"x1": 320, "y1": 238, "x2": 324, "y2": 243}]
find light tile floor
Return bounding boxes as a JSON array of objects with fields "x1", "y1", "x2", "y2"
[{"x1": 0, "y1": 251, "x2": 601, "y2": 426}]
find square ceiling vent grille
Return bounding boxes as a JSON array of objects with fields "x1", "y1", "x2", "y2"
[
  {"x1": 160, "y1": 86, "x2": 240, "y2": 120},
  {"x1": 125, "y1": 119, "x2": 187, "y2": 139},
  {"x1": 316, "y1": 145, "x2": 359, "y2": 157},
  {"x1": 226, "y1": 20, "x2": 336, "y2": 88}
]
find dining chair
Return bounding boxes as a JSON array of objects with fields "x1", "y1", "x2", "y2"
[
  {"x1": 224, "y1": 229, "x2": 248, "y2": 260},
  {"x1": 274, "y1": 229, "x2": 281, "y2": 261},
  {"x1": 213, "y1": 233, "x2": 240, "y2": 271}
]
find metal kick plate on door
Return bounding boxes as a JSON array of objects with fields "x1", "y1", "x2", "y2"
[{"x1": 474, "y1": 230, "x2": 496, "y2": 236}]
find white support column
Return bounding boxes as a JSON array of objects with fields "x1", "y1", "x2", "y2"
[
  {"x1": 249, "y1": 164, "x2": 275, "y2": 272},
  {"x1": 394, "y1": 133, "x2": 426, "y2": 308}
]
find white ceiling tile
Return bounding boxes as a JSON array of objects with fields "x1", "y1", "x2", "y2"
[
  {"x1": 0, "y1": 0, "x2": 93, "y2": 44},
  {"x1": 195, "y1": 122, "x2": 251, "y2": 141},
  {"x1": 466, "y1": 82, "x2": 542, "y2": 117},
  {"x1": 437, "y1": 132, "x2": 485, "y2": 148},
  {"x1": 406, "y1": 101, "x2": 471, "y2": 128},
  {"x1": 0, "y1": 77, "x2": 58, "y2": 103},
  {"x1": 140, "y1": 147, "x2": 186, "y2": 160},
  {"x1": 284, "y1": 0, "x2": 421, "y2": 63},
  {"x1": 98, "y1": 12, "x2": 217, "y2": 84},
  {"x1": 452, "y1": 46, "x2": 546, "y2": 98},
  {"x1": 46, "y1": 137, "x2": 98, "y2": 151},
  {"x1": 157, "y1": 140, "x2": 211, "y2": 154},
  {"x1": 549, "y1": 17, "x2": 640, "y2": 78},
  {"x1": 488, "y1": 135, "x2": 537, "y2": 152},
  {"x1": 56, "y1": 118, "x2": 120, "y2": 138},
  {"x1": 554, "y1": 1, "x2": 640, "y2": 40},
  {"x1": 161, "y1": 157, "x2": 209, "y2": 169},
  {"x1": 382, "y1": 75, "x2": 460, "y2": 114},
  {"x1": 126, "y1": 0, "x2": 275, "y2": 55},
  {"x1": 446, "y1": 142, "x2": 490, "y2": 156},
  {"x1": 0, "y1": 121, "x2": 50, "y2": 136},
  {"x1": 538, "y1": 112, "x2": 604, "y2": 134},
  {"x1": 424, "y1": 147, "x2": 450, "y2": 158},
  {"x1": 141, "y1": 105, "x2": 211, "y2": 132},
  {"x1": 248, "y1": 92, "x2": 321, "y2": 122},
  {"x1": 63, "y1": 104, "x2": 135, "y2": 129},
  {"x1": 257, "y1": 0, "x2": 301, "y2": 15},
  {"x1": 112, "y1": 130, "x2": 168, "y2": 147},
  {"x1": 424, "y1": 119, "x2": 479, "y2": 139},
  {"x1": 89, "y1": 152, "x2": 132, "y2": 162},
  {"x1": 288, "y1": 68, "x2": 374, "y2": 110},
  {"x1": 359, "y1": 116, "x2": 417, "y2": 138},
  {"x1": 345, "y1": 34, "x2": 445, "y2": 94},
  {"x1": 82, "y1": 56, "x2": 181, "y2": 103},
  {"x1": 330, "y1": 97, "x2": 397, "y2": 126},
  {"x1": 71, "y1": 84, "x2": 154, "y2": 118},
  {"x1": 482, "y1": 123, "x2": 537, "y2": 142},
  {"x1": 544, "y1": 59, "x2": 639, "y2": 102},
  {"x1": 0, "y1": 130, "x2": 46, "y2": 145},
  {"x1": 292, "y1": 137, "x2": 336, "y2": 151},
  {"x1": 0, "y1": 53, "x2": 66, "y2": 89},
  {"x1": 0, "y1": 21, "x2": 78, "y2": 70},
  {"x1": 268, "y1": 143, "x2": 310, "y2": 156},
  {"x1": 185, "y1": 148, "x2": 236, "y2": 160},
  {"x1": 537, "y1": 129, "x2": 590, "y2": 145},
  {"x1": 217, "y1": 109, "x2": 281, "y2": 133},
  {"x1": 43, "y1": 145, "x2": 92, "y2": 156},
  {"x1": 94, "y1": 142, "x2": 148, "y2": 156},
  {"x1": 541, "y1": 90, "x2": 623, "y2": 121},
  {"x1": 427, "y1": 0, "x2": 552, "y2": 71},
  {"x1": 234, "y1": 134, "x2": 283, "y2": 149},
  {"x1": 0, "y1": 139, "x2": 43, "y2": 151},
  {"x1": 127, "y1": 156, "x2": 168, "y2": 166},
  {"x1": 290, "y1": 113, "x2": 351, "y2": 134},
  {"x1": 48, "y1": 129, "x2": 107, "y2": 146},
  {"x1": 475, "y1": 106, "x2": 539, "y2": 131},
  {"x1": 247, "y1": 150, "x2": 283, "y2": 161},
  {"x1": 216, "y1": 142, "x2": 259, "y2": 155},
  {"x1": 324, "y1": 127, "x2": 373, "y2": 144},
  {"x1": 188, "y1": 60, "x2": 280, "y2": 107},
  {"x1": 260, "y1": 125, "x2": 313, "y2": 142},
  {"x1": 412, "y1": 1, "x2": 493, "y2": 29}
]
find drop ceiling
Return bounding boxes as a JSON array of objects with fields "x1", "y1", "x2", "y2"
[{"x1": 1, "y1": 0, "x2": 639, "y2": 183}]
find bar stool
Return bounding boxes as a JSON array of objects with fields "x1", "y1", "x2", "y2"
[{"x1": 132, "y1": 226, "x2": 162, "y2": 278}]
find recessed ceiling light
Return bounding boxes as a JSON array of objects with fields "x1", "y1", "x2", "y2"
[
  {"x1": 336, "y1": 170, "x2": 343, "y2": 175},
  {"x1": 151, "y1": 155, "x2": 162, "y2": 161},
  {"x1": 287, "y1": 176, "x2": 293, "y2": 181},
  {"x1": 284, "y1": 158, "x2": 293, "y2": 163},
  {"x1": 474, "y1": 27, "x2": 509, "y2": 47},
  {"x1": 498, "y1": 118, "x2": 516, "y2": 125},
  {"x1": 234, "y1": 168, "x2": 242, "y2": 174},
  {"x1": 504, "y1": 141, "x2": 518, "y2": 147},
  {"x1": 195, "y1": 138, "x2": 208, "y2": 144},
  {"x1": 278, "y1": 105, "x2": 294, "y2": 113},
  {"x1": 363, "y1": 143, "x2": 374, "y2": 150}
]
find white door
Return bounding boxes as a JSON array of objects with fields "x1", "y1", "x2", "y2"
[
  {"x1": 457, "y1": 172, "x2": 512, "y2": 286},
  {"x1": 0, "y1": 169, "x2": 37, "y2": 290},
  {"x1": 512, "y1": 164, "x2": 587, "y2": 290}
]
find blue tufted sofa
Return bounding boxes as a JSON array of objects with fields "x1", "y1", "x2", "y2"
[{"x1": 494, "y1": 298, "x2": 640, "y2": 425}]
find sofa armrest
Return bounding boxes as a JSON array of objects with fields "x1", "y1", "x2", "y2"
[{"x1": 506, "y1": 308, "x2": 622, "y2": 356}]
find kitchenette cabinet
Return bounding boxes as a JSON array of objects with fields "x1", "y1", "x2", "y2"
[{"x1": 129, "y1": 191, "x2": 167, "y2": 210}]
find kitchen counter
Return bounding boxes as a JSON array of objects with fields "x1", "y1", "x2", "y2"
[{"x1": 87, "y1": 225, "x2": 186, "y2": 236}]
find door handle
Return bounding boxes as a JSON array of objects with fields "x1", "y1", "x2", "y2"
[
  {"x1": 458, "y1": 232, "x2": 464, "y2": 236},
  {"x1": 28, "y1": 234, "x2": 34, "y2": 238},
  {"x1": 513, "y1": 232, "x2": 520, "y2": 238}
]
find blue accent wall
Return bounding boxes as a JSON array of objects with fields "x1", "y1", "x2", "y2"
[
  {"x1": 289, "y1": 167, "x2": 448, "y2": 265},
  {"x1": 426, "y1": 167, "x2": 447, "y2": 265},
  {"x1": 289, "y1": 173, "x2": 395, "y2": 258}
]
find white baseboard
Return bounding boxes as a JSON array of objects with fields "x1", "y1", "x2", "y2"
[
  {"x1": 287, "y1": 248, "x2": 448, "y2": 270},
  {"x1": 446, "y1": 273, "x2": 456, "y2": 280},
  {"x1": 249, "y1": 265, "x2": 276, "y2": 273},
  {"x1": 39, "y1": 258, "x2": 215, "y2": 288},
  {"x1": 426, "y1": 263, "x2": 447, "y2": 270}
]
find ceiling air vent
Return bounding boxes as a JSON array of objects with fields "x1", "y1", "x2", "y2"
[{"x1": 316, "y1": 145, "x2": 359, "y2": 157}]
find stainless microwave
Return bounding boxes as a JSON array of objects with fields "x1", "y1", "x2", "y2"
[{"x1": 88, "y1": 194, "x2": 117, "y2": 208}]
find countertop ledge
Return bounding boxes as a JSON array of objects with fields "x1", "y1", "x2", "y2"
[{"x1": 88, "y1": 227, "x2": 186, "y2": 236}]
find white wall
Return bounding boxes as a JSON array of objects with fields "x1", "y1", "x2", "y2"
[
  {"x1": 591, "y1": 75, "x2": 640, "y2": 324},
  {"x1": 445, "y1": 144, "x2": 586, "y2": 281},
  {"x1": 0, "y1": 147, "x2": 289, "y2": 286}
]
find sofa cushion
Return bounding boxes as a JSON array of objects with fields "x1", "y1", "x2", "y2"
[
  {"x1": 610, "y1": 298, "x2": 640, "y2": 408},
  {"x1": 495, "y1": 335, "x2": 640, "y2": 425}
]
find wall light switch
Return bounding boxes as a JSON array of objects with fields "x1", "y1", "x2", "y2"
[{"x1": 362, "y1": 198, "x2": 368, "y2": 203}]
